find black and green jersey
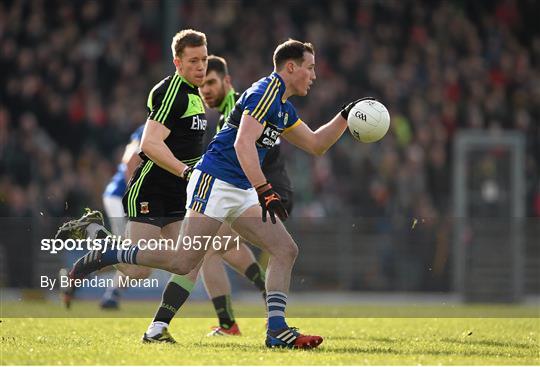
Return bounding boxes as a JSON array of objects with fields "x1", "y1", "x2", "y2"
[
  {"x1": 124, "y1": 74, "x2": 207, "y2": 210},
  {"x1": 146, "y1": 73, "x2": 207, "y2": 167},
  {"x1": 123, "y1": 74, "x2": 208, "y2": 219},
  {"x1": 216, "y1": 89, "x2": 239, "y2": 133}
]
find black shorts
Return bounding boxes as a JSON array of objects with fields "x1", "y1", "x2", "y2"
[{"x1": 122, "y1": 160, "x2": 187, "y2": 227}]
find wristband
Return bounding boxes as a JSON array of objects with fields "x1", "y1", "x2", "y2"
[
  {"x1": 181, "y1": 166, "x2": 192, "y2": 180},
  {"x1": 255, "y1": 182, "x2": 271, "y2": 194}
]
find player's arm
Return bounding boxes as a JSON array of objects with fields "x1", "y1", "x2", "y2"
[
  {"x1": 121, "y1": 140, "x2": 142, "y2": 182},
  {"x1": 234, "y1": 114, "x2": 267, "y2": 188},
  {"x1": 235, "y1": 114, "x2": 287, "y2": 223},
  {"x1": 140, "y1": 120, "x2": 190, "y2": 179},
  {"x1": 281, "y1": 113, "x2": 347, "y2": 156},
  {"x1": 282, "y1": 97, "x2": 376, "y2": 156}
]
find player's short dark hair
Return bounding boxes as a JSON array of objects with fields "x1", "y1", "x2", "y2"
[
  {"x1": 171, "y1": 29, "x2": 207, "y2": 58},
  {"x1": 273, "y1": 39, "x2": 315, "y2": 70},
  {"x1": 206, "y1": 55, "x2": 229, "y2": 77}
]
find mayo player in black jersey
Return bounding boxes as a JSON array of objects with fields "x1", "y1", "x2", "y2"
[{"x1": 119, "y1": 29, "x2": 208, "y2": 343}]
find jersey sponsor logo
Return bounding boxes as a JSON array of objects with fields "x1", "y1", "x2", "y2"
[
  {"x1": 140, "y1": 202, "x2": 150, "y2": 214},
  {"x1": 182, "y1": 94, "x2": 206, "y2": 118},
  {"x1": 191, "y1": 115, "x2": 207, "y2": 130},
  {"x1": 257, "y1": 123, "x2": 282, "y2": 148}
]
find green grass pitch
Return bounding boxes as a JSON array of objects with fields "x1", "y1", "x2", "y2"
[{"x1": 1, "y1": 301, "x2": 538, "y2": 365}]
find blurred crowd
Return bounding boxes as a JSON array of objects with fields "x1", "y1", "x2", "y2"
[
  {"x1": 1, "y1": 0, "x2": 163, "y2": 216},
  {"x1": 1, "y1": 0, "x2": 538, "y2": 219},
  {"x1": 0, "y1": 0, "x2": 539, "y2": 289}
]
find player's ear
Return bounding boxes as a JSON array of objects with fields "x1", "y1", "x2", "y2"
[
  {"x1": 223, "y1": 75, "x2": 232, "y2": 88},
  {"x1": 286, "y1": 61, "x2": 295, "y2": 74},
  {"x1": 173, "y1": 57, "x2": 181, "y2": 71}
]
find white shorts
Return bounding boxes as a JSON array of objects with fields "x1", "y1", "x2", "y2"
[
  {"x1": 186, "y1": 169, "x2": 259, "y2": 224},
  {"x1": 102, "y1": 194, "x2": 127, "y2": 236}
]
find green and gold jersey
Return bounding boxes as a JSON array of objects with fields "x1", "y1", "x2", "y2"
[{"x1": 146, "y1": 74, "x2": 207, "y2": 167}]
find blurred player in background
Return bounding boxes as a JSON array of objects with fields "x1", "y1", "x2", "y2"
[{"x1": 70, "y1": 39, "x2": 369, "y2": 349}]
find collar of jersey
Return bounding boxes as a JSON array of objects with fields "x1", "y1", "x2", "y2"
[
  {"x1": 270, "y1": 72, "x2": 287, "y2": 103},
  {"x1": 176, "y1": 74, "x2": 196, "y2": 89},
  {"x1": 218, "y1": 88, "x2": 236, "y2": 114}
]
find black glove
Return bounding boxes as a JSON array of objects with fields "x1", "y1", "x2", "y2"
[
  {"x1": 340, "y1": 96, "x2": 378, "y2": 120},
  {"x1": 180, "y1": 166, "x2": 192, "y2": 181},
  {"x1": 256, "y1": 182, "x2": 288, "y2": 224}
]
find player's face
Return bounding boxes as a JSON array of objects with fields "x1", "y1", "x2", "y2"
[
  {"x1": 200, "y1": 71, "x2": 227, "y2": 108},
  {"x1": 175, "y1": 45, "x2": 208, "y2": 87},
  {"x1": 292, "y1": 52, "x2": 316, "y2": 96}
]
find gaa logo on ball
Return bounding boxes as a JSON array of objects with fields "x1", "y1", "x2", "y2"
[{"x1": 347, "y1": 99, "x2": 390, "y2": 143}]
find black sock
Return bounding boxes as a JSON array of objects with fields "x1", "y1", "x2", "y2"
[
  {"x1": 245, "y1": 262, "x2": 266, "y2": 299},
  {"x1": 212, "y1": 295, "x2": 235, "y2": 329},
  {"x1": 153, "y1": 275, "x2": 193, "y2": 324}
]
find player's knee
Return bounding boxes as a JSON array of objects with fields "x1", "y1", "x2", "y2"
[
  {"x1": 281, "y1": 241, "x2": 299, "y2": 262},
  {"x1": 124, "y1": 266, "x2": 151, "y2": 279},
  {"x1": 169, "y1": 263, "x2": 190, "y2": 276},
  {"x1": 168, "y1": 258, "x2": 193, "y2": 276}
]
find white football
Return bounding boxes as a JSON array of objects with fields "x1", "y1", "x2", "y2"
[{"x1": 347, "y1": 99, "x2": 390, "y2": 143}]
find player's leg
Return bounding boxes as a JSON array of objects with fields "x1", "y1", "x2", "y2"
[
  {"x1": 101, "y1": 194, "x2": 129, "y2": 309},
  {"x1": 200, "y1": 224, "x2": 251, "y2": 336},
  {"x1": 68, "y1": 206, "x2": 219, "y2": 279},
  {"x1": 142, "y1": 216, "x2": 218, "y2": 343},
  {"x1": 144, "y1": 220, "x2": 189, "y2": 340},
  {"x1": 200, "y1": 225, "x2": 266, "y2": 336},
  {"x1": 221, "y1": 242, "x2": 266, "y2": 297},
  {"x1": 142, "y1": 264, "x2": 200, "y2": 343},
  {"x1": 231, "y1": 205, "x2": 322, "y2": 349},
  {"x1": 143, "y1": 221, "x2": 202, "y2": 343},
  {"x1": 101, "y1": 266, "x2": 150, "y2": 310},
  {"x1": 231, "y1": 206, "x2": 297, "y2": 293},
  {"x1": 70, "y1": 165, "x2": 221, "y2": 278},
  {"x1": 201, "y1": 250, "x2": 238, "y2": 334}
]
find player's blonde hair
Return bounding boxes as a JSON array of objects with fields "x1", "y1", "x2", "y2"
[{"x1": 171, "y1": 29, "x2": 207, "y2": 59}]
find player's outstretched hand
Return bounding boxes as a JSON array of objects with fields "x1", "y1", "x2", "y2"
[
  {"x1": 256, "y1": 182, "x2": 288, "y2": 224},
  {"x1": 340, "y1": 96, "x2": 378, "y2": 119}
]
